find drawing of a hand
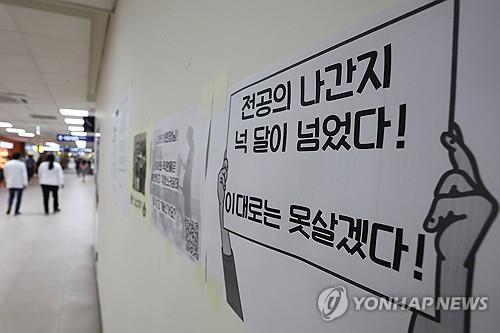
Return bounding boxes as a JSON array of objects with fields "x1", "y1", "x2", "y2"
[
  {"x1": 217, "y1": 150, "x2": 232, "y2": 255},
  {"x1": 218, "y1": 150, "x2": 228, "y2": 206},
  {"x1": 423, "y1": 123, "x2": 497, "y2": 267},
  {"x1": 410, "y1": 123, "x2": 498, "y2": 333}
]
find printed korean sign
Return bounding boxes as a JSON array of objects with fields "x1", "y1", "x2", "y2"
[
  {"x1": 222, "y1": 0, "x2": 457, "y2": 318},
  {"x1": 150, "y1": 108, "x2": 209, "y2": 261}
]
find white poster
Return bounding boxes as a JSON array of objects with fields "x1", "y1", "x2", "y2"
[
  {"x1": 211, "y1": 0, "x2": 499, "y2": 332},
  {"x1": 130, "y1": 129, "x2": 150, "y2": 220},
  {"x1": 150, "y1": 107, "x2": 209, "y2": 261},
  {"x1": 111, "y1": 95, "x2": 132, "y2": 210}
]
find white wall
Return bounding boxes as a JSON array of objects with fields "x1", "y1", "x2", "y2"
[{"x1": 93, "y1": 1, "x2": 500, "y2": 333}]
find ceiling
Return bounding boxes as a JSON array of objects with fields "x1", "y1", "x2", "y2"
[
  {"x1": 45, "y1": 0, "x2": 116, "y2": 11},
  {"x1": 0, "y1": 0, "x2": 113, "y2": 146}
]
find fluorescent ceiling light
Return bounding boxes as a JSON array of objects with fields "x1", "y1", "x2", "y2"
[
  {"x1": 0, "y1": 122, "x2": 13, "y2": 128},
  {"x1": 6, "y1": 128, "x2": 25, "y2": 133},
  {"x1": 45, "y1": 142, "x2": 60, "y2": 147},
  {"x1": 68, "y1": 126, "x2": 84, "y2": 132},
  {"x1": 19, "y1": 132, "x2": 35, "y2": 138},
  {"x1": 95, "y1": 132, "x2": 101, "y2": 137},
  {"x1": 71, "y1": 131, "x2": 87, "y2": 136},
  {"x1": 60, "y1": 109, "x2": 89, "y2": 117},
  {"x1": 64, "y1": 118, "x2": 84, "y2": 125},
  {"x1": 75, "y1": 140, "x2": 86, "y2": 149}
]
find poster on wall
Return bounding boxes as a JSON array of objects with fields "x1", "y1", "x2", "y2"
[
  {"x1": 111, "y1": 95, "x2": 132, "y2": 210},
  {"x1": 209, "y1": 0, "x2": 498, "y2": 332},
  {"x1": 150, "y1": 107, "x2": 209, "y2": 261},
  {"x1": 130, "y1": 130, "x2": 150, "y2": 220}
]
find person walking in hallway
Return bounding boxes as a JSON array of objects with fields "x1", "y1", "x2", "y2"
[
  {"x1": 38, "y1": 154, "x2": 64, "y2": 214},
  {"x1": 25, "y1": 154, "x2": 36, "y2": 182},
  {"x1": 80, "y1": 159, "x2": 89, "y2": 183},
  {"x1": 4, "y1": 152, "x2": 28, "y2": 215}
]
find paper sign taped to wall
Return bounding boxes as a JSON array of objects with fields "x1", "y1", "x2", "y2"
[
  {"x1": 223, "y1": 0, "x2": 455, "y2": 316},
  {"x1": 150, "y1": 107, "x2": 209, "y2": 261},
  {"x1": 112, "y1": 95, "x2": 132, "y2": 212}
]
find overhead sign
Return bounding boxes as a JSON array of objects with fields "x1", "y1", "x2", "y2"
[{"x1": 57, "y1": 134, "x2": 95, "y2": 142}]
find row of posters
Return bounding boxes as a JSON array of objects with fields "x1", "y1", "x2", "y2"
[
  {"x1": 109, "y1": 0, "x2": 499, "y2": 332},
  {"x1": 111, "y1": 102, "x2": 209, "y2": 260}
]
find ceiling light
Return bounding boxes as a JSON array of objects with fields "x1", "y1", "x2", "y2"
[
  {"x1": 64, "y1": 118, "x2": 84, "y2": 125},
  {"x1": 19, "y1": 132, "x2": 35, "y2": 138},
  {"x1": 6, "y1": 128, "x2": 25, "y2": 133},
  {"x1": 60, "y1": 109, "x2": 89, "y2": 117},
  {"x1": 0, "y1": 122, "x2": 13, "y2": 128},
  {"x1": 68, "y1": 126, "x2": 84, "y2": 132},
  {"x1": 95, "y1": 132, "x2": 101, "y2": 137},
  {"x1": 45, "y1": 142, "x2": 60, "y2": 147},
  {"x1": 71, "y1": 131, "x2": 87, "y2": 136}
]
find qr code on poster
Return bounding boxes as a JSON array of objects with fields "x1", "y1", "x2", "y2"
[{"x1": 184, "y1": 216, "x2": 199, "y2": 261}]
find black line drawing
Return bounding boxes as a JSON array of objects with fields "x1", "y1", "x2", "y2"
[
  {"x1": 217, "y1": 150, "x2": 244, "y2": 320},
  {"x1": 408, "y1": 125, "x2": 498, "y2": 333}
]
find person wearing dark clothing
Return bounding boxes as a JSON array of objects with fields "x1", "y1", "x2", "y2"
[
  {"x1": 38, "y1": 154, "x2": 64, "y2": 214},
  {"x1": 25, "y1": 155, "x2": 35, "y2": 181}
]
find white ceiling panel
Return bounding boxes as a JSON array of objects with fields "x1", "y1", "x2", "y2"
[
  {"x1": 54, "y1": 0, "x2": 116, "y2": 11},
  {"x1": 29, "y1": 104, "x2": 57, "y2": 112},
  {"x1": 0, "y1": 106, "x2": 31, "y2": 122},
  {"x1": 0, "y1": 30, "x2": 30, "y2": 55},
  {"x1": 25, "y1": 97, "x2": 54, "y2": 106},
  {"x1": 9, "y1": 5, "x2": 90, "y2": 41},
  {"x1": 0, "y1": 54, "x2": 37, "y2": 71},
  {"x1": 5, "y1": 82, "x2": 49, "y2": 94},
  {"x1": 42, "y1": 73, "x2": 87, "y2": 86},
  {"x1": 22, "y1": 91, "x2": 52, "y2": 99},
  {"x1": 0, "y1": 70, "x2": 44, "y2": 85},
  {"x1": 0, "y1": 4, "x2": 16, "y2": 30},
  {"x1": 49, "y1": 78, "x2": 86, "y2": 91},
  {"x1": 51, "y1": 93, "x2": 88, "y2": 107},
  {"x1": 24, "y1": 33, "x2": 88, "y2": 62},
  {"x1": 35, "y1": 56, "x2": 87, "y2": 76}
]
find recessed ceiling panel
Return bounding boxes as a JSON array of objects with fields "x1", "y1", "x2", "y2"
[
  {"x1": 0, "y1": 30, "x2": 30, "y2": 55},
  {"x1": 9, "y1": 5, "x2": 90, "y2": 41}
]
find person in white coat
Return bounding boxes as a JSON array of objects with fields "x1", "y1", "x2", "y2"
[
  {"x1": 4, "y1": 152, "x2": 28, "y2": 215},
  {"x1": 38, "y1": 154, "x2": 64, "y2": 214}
]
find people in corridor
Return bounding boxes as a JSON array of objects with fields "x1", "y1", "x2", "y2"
[
  {"x1": 38, "y1": 154, "x2": 64, "y2": 214},
  {"x1": 4, "y1": 153, "x2": 28, "y2": 215},
  {"x1": 80, "y1": 159, "x2": 89, "y2": 182}
]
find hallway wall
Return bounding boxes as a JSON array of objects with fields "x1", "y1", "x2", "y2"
[
  {"x1": 94, "y1": 1, "x2": 402, "y2": 332},
  {"x1": 92, "y1": 0, "x2": 500, "y2": 332}
]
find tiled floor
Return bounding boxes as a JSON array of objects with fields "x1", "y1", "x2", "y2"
[{"x1": 0, "y1": 173, "x2": 101, "y2": 333}]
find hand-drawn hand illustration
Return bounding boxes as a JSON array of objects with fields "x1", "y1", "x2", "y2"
[
  {"x1": 409, "y1": 123, "x2": 498, "y2": 333},
  {"x1": 217, "y1": 150, "x2": 244, "y2": 320}
]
